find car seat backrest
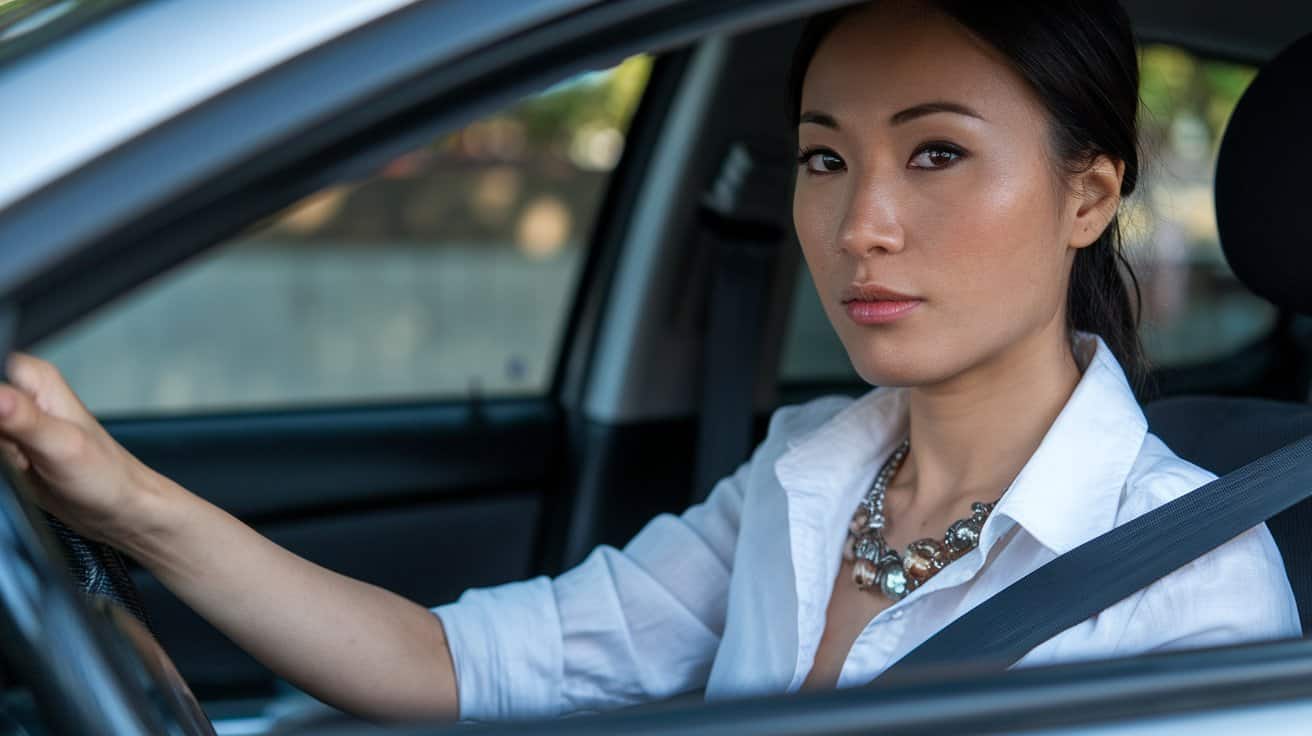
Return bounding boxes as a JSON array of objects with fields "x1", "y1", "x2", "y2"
[
  {"x1": 1145, "y1": 397, "x2": 1312, "y2": 631},
  {"x1": 1145, "y1": 31, "x2": 1312, "y2": 634}
]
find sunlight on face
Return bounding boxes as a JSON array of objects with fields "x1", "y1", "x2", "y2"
[{"x1": 793, "y1": 1, "x2": 1087, "y2": 388}]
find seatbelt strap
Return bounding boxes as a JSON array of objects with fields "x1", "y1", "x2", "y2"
[
  {"x1": 876, "y1": 432, "x2": 1312, "y2": 679},
  {"x1": 692, "y1": 143, "x2": 791, "y2": 503}
]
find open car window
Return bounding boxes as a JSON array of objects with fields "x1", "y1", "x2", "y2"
[
  {"x1": 33, "y1": 56, "x2": 652, "y2": 417},
  {"x1": 0, "y1": 0, "x2": 1310, "y2": 733}
]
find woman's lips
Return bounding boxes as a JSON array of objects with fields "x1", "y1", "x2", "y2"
[
  {"x1": 841, "y1": 283, "x2": 923, "y2": 325},
  {"x1": 843, "y1": 298, "x2": 923, "y2": 325}
]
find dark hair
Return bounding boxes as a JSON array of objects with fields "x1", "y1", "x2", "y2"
[{"x1": 788, "y1": 0, "x2": 1148, "y2": 390}]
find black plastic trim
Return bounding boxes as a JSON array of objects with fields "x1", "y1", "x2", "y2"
[
  {"x1": 550, "y1": 50, "x2": 693, "y2": 404},
  {"x1": 301, "y1": 637, "x2": 1312, "y2": 735},
  {"x1": 105, "y1": 398, "x2": 561, "y2": 524}
]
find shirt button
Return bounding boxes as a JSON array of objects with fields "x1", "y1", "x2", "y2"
[{"x1": 890, "y1": 609, "x2": 905, "y2": 620}]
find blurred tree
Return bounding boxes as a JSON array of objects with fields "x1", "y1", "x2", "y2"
[
  {"x1": 1139, "y1": 44, "x2": 1256, "y2": 144},
  {"x1": 439, "y1": 55, "x2": 652, "y2": 157}
]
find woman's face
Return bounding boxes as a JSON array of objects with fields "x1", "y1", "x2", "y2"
[{"x1": 794, "y1": 2, "x2": 1106, "y2": 388}]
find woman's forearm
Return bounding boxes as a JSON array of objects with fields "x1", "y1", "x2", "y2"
[{"x1": 120, "y1": 471, "x2": 459, "y2": 723}]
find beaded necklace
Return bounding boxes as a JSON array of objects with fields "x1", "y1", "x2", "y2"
[{"x1": 843, "y1": 439, "x2": 998, "y2": 600}]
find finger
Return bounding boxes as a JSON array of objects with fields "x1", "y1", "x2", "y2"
[
  {"x1": 5, "y1": 353, "x2": 93, "y2": 425},
  {"x1": 0, "y1": 383, "x2": 86, "y2": 465},
  {"x1": 0, "y1": 438, "x2": 30, "y2": 472}
]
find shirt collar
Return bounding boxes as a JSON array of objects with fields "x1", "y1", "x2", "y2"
[
  {"x1": 775, "y1": 332, "x2": 1148, "y2": 564},
  {"x1": 982, "y1": 333, "x2": 1148, "y2": 556},
  {"x1": 773, "y1": 334, "x2": 1147, "y2": 687}
]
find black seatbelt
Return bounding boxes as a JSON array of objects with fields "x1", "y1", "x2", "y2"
[
  {"x1": 876, "y1": 432, "x2": 1312, "y2": 680},
  {"x1": 692, "y1": 143, "x2": 791, "y2": 503}
]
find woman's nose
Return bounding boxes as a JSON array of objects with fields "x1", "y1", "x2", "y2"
[{"x1": 837, "y1": 178, "x2": 905, "y2": 258}]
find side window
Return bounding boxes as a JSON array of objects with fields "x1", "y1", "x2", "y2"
[
  {"x1": 36, "y1": 56, "x2": 653, "y2": 416},
  {"x1": 778, "y1": 44, "x2": 1270, "y2": 386},
  {"x1": 1131, "y1": 45, "x2": 1270, "y2": 364}
]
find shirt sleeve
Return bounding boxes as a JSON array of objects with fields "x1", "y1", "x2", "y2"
[
  {"x1": 1111, "y1": 521, "x2": 1301, "y2": 656},
  {"x1": 432, "y1": 454, "x2": 750, "y2": 721}
]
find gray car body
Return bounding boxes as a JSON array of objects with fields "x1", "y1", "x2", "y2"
[{"x1": 1, "y1": 1, "x2": 1312, "y2": 734}]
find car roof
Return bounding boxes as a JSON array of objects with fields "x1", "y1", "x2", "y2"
[
  {"x1": 0, "y1": 0, "x2": 1307, "y2": 347},
  {"x1": 1, "y1": 0, "x2": 1308, "y2": 217},
  {"x1": 0, "y1": 0, "x2": 603, "y2": 212}
]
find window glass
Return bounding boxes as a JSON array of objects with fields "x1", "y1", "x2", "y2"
[
  {"x1": 36, "y1": 56, "x2": 653, "y2": 416},
  {"x1": 779, "y1": 44, "x2": 1270, "y2": 385},
  {"x1": 1130, "y1": 45, "x2": 1272, "y2": 365}
]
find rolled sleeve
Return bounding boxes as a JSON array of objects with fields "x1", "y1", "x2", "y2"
[
  {"x1": 432, "y1": 576, "x2": 563, "y2": 721},
  {"x1": 428, "y1": 431, "x2": 768, "y2": 719}
]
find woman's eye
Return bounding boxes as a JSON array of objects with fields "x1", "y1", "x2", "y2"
[
  {"x1": 908, "y1": 144, "x2": 965, "y2": 170},
  {"x1": 797, "y1": 149, "x2": 845, "y2": 174}
]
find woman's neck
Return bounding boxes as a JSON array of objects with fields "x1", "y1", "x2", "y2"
[{"x1": 900, "y1": 322, "x2": 1084, "y2": 512}]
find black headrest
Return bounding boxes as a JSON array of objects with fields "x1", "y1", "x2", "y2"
[{"x1": 1215, "y1": 32, "x2": 1312, "y2": 316}]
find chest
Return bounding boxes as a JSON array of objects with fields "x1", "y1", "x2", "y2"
[{"x1": 799, "y1": 558, "x2": 895, "y2": 690}]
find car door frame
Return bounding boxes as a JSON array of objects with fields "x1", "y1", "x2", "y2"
[{"x1": 4, "y1": 0, "x2": 1312, "y2": 733}]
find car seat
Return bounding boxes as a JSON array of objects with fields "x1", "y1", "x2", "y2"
[{"x1": 1145, "y1": 31, "x2": 1312, "y2": 633}]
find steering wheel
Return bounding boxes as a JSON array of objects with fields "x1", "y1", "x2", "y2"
[
  {"x1": 45, "y1": 514, "x2": 155, "y2": 631},
  {"x1": 0, "y1": 475, "x2": 216, "y2": 735}
]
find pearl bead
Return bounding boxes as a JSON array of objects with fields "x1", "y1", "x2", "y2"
[
  {"x1": 853, "y1": 558, "x2": 879, "y2": 590},
  {"x1": 903, "y1": 539, "x2": 946, "y2": 584},
  {"x1": 879, "y1": 563, "x2": 908, "y2": 600},
  {"x1": 947, "y1": 520, "x2": 981, "y2": 553}
]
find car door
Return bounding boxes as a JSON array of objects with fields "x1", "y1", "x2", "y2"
[
  {"x1": 0, "y1": 0, "x2": 846, "y2": 717},
  {"x1": 26, "y1": 52, "x2": 660, "y2": 700}
]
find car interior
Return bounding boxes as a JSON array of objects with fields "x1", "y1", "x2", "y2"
[{"x1": 2, "y1": 0, "x2": 1312, "y2": 734}]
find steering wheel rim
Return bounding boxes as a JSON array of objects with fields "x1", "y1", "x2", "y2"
[
  {"x1": 44, "y1": 513, "x2": 155, "y2": 633},
  {"x1": 0, "y1": 471, "x2": 216, "y2": 735}
]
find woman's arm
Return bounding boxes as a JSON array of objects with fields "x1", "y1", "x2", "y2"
[
  {"x1": 0, "y1": 354, "x2": 458, "y2": 723},
  {"x1": 435, "y1": 432, "x2": 757, "y2": 719},
  {"x1": 130, "y1": 478, "x2": 459, "y2": 722}
]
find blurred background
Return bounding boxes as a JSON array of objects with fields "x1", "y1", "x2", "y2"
[{"x1": 34, "y1": 44, "x2": 1272, "y2": 415}]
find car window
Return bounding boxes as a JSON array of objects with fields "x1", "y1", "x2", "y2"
[
  {"x1": 778, "y1": 44, "x2": 1271, "y2": 386},
  {"x1": 35, "y1": 55, "x2": 653, "y2": 416}
]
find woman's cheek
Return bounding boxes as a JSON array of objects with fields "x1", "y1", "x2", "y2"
[{"x1": 793, "y1": 186, "x2": 845, "y2": 280}]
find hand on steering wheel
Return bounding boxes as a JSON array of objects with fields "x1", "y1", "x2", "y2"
[{"x1": 0, "y1": 353, "x2": 163, "y2": 620}]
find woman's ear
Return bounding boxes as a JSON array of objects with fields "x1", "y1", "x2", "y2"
[{"x1": 1069, "y1": 155, "x2": 1126, "y2": 249}]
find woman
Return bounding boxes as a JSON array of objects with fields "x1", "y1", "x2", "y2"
[{"x1": 0, "y1": 0, "x2": 1298, "y2": 723}]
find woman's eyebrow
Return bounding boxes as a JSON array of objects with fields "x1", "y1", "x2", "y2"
[
  {"x1": 799, "y1": 110, "x2": 839, "y2": 129},
  {"x1": 798, "y1": 102, "x2": 986, "y2": 130},
  {"x1": 890, "y1": 101, "x2": 986, "y2": 125}
]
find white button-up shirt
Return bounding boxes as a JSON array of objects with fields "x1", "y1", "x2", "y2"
[{"x1": 434, "y1": 336, "x2": 1300, "y2": 720}]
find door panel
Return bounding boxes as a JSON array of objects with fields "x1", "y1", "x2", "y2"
[
  {"x1": 136, "y1": 496, "x2": 541, "y2": 696},
  {"x1": 26, "y1": 51, "x2": 665, "y2": 700},
  {"x1": 110, "y1": 402, "x2": 558, "y2": 521},
  {"x1": 109, "y1": 399, "x2": 562, "y2": 698}
]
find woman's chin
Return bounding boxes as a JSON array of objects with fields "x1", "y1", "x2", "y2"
[{"x1": 847, "y1": 350, "x2": 964, "y2": 389}]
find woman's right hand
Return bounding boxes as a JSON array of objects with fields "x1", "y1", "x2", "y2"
[
  {"x1": 0, "y1": 352, "x2": 166, "y2": 546},
  {"x1": 0, "y1": 353, "x2": 459, "y2": 721}
]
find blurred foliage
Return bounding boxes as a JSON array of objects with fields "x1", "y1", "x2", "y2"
[
  {"x1": 1139, "y1": 44, "x2": 1256, "y2": 145},
  {"x1": 511, "y1": 55, "x2": 652, "y2": 146},
  {"x1": 0, "y1": 0, "x2": 123, "y2": 27},
  {"x1": 0, "y1": 0, "x2": 49, "y2": 14},
  {"x1": 440, "y1": 55, "x2": 653, "y2": 156},
  {"x1": 0, "y1": 0, "x2": 134, "y2": 65}
]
